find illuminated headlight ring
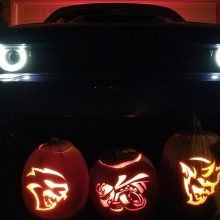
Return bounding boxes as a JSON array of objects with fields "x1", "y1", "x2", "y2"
[
  {"x1": 215, "y1": 46, "x2": 220, "y2": 67},
  {"x1": 0, "y1": 44, "x2": 28, "y2": 72}
]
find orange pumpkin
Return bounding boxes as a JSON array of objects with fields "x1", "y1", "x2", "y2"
[
  {"x1": 89, "y1": 148, "x2": 159, "y2": 220},
  {"x1": 22, "y1": 138, "x2": 89, "y2": 219},
  {"x1": 160, "y1": 116, "x2": 220, "y2": 219}
]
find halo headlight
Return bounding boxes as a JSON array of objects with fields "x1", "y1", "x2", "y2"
[{"x1": 0, "y1": 44, "x2": 28, "y2": 72}]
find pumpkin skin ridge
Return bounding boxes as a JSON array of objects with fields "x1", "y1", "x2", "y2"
[
  {"x1": 211, "y1": 139, "x2": 220, "y2": 219},
  {"x1": 39, "y1": 140, "x2": 74, "y2": 153}
]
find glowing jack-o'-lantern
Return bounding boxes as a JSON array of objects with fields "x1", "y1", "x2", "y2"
[
  {"x1": 22, "y1": 138, "x2": 89, "y2": 219},
  {"x1": 26, "y1": 167, "x2": 69, "y2": 211},
  {"x1": 180, "y1": 157, "x2": 220, "y2": 206},
  {"x1": 160, "y1": 116, "x2": 220, "y2": 219},
  {"x1": 90, "y1": 148, "x2": 158, "y2": 220}
]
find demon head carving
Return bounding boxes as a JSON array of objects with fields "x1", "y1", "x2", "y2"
[
  {"x1": 179, "y1": 157, "x2": 220, "y2": 206},
  {"x1": 96, "y1": 173, "x2": 149, "y2": 212},
  {"x1": 26, "y1": 167, "x2": 69, "y2": 211}
]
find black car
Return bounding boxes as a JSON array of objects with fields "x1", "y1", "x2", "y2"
[{"x1": 1, "y1": 3, "x2": 220, "y2": 220}]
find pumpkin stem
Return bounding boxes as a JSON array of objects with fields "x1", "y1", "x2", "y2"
[
  {"x1": 49, "y1": 136, "x2": 60, "y2": 145},
  {"x1": 116, "y1": 148, "x2": 135, "y2": 158},
  {"x1": 192, "y1": 112, "x2": 202, "y2": 133}
]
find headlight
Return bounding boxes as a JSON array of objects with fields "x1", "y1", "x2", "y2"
[
  {"x1": 215, "y1": 46, "x2": 220, "y2": 67},
  {"x1": 0, "y1": 44, "x2": 28, "y2": 72}
]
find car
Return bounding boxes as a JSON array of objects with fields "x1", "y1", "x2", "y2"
[{"x1": 1, "y1": 3, "x2": 220, "y2": 220}]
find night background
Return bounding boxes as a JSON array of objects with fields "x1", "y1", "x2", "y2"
[{"x1": 1, "y1": 0, "x2": 220, "y2": 220}]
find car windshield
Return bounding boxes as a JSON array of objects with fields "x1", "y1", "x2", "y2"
[{"x1": 44, "y1": 3, "x2": 185, "y2": 23}]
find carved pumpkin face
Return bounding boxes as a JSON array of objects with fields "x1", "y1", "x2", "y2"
[
  {"x1": 160, "y1": 131, "x2": 220, "y2": 219},
  {"x1": 90, "y1": 148, "x2": 158, "y2": 220},
  {"x1": 26, "y1": 167, "x2": 69, "y2": 211},
  {"x1": 22, "y1": 139, "x2": 89, "y2": 219},
  {"x1": 180, "y1": 157, "x2": 220, "y2": 206}
]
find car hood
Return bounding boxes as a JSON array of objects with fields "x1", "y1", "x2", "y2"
[{"x1": 1, "y1": 22, "x2": 220, "y2": 45}]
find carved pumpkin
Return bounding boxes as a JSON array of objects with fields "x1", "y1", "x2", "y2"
[
  {"x1": 89, "y1": 148, "x2": 158, "y2": 220},
  {"x1": 22, "y1": 138, "x2": 89, "y2": 219},
  {"x1": 160, "y1": 116, "x2": 220, "y2": 219}
]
